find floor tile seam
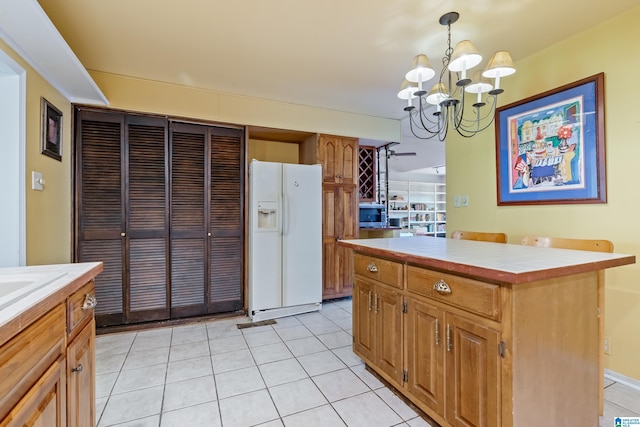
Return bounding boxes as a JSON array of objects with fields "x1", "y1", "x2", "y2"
[
  {"x1": 96, "y1": 337, "x2": 139, "y2": 426},
  {"x1": 603, "y1": 399, "x2": 640, "y2": 415},
  {"x1": 327, "y1": 388, "x2": 410, "y2": 425}
]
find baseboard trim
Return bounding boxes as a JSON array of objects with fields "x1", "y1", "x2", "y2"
[{"x1": 605, "y1": 369, "x2": 640, "y2": 392}]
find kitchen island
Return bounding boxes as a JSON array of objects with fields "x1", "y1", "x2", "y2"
[
  {"x1": 0, "y1": 262, "x2": 103, "y2": 426},
  {"x1": 338, "y1": 237, "x2": 635, "y2": 427}
]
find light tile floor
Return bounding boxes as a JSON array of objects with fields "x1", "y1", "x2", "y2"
[{"x1": 95, "y1": 298, "x2": 640, "y2": 427}]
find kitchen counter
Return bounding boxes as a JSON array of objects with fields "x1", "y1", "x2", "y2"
[
  {"x1": 0, "y1": 262, "x2": 103, "y2": 346},
  {"x1": 339, "y1": 237, "x2": 635, "y2": 427},
  {"x1": 339, "y1": 236, "x2": 635, "y2": 284}
]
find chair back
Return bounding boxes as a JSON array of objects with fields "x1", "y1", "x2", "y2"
[
  {"x1": 450, "y1": 230, "x2": 507, "y2": 243},
  {"x1": 520, "y1": 235, "x2": 613, "y2": 253}
]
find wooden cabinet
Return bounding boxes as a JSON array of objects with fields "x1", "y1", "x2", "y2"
[
  {"x1": 358, "y1": 145, "x2": 376, "y2": 201},
  {"x1": 353, "y1": 253, "x2": 501, "y2": 427},
  {"x1": 353, "y1": 279, "x2": 403, "y2": 386},
  {"x1": 67, "y1": 320, "x2": 95, "y2": 427},
  {"x1": 75, "y1": 107, "x2": 244, "y2": 326},
  {"x1": 317, "y1": 134, "x2": 358, "y2": 185},
  {"x1": 322, "y1": 185, "x2": 358, "y2": 299},
  {"x1": 1, "y1": 278, "x2": 97, "y2": 427}
]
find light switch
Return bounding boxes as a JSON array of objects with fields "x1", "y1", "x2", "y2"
[
  {"x1": 461, "y1": 195, "x2": 469, "y2": 207},
  {"x1": 453, "y1": 195, "x2": 461, "y2": 208},
  {"x1": 32, "y1": 171, "x2": 45, "y2": 191}
]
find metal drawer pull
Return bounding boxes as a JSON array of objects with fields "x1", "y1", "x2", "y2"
[
  {"x1": 367, "y1": 262, "x2": 378, "y2": 272},
  {"x1": 82, "y1": 294, "x2": 98, "y2": 310},
  {"x1": 435, "y1": 319, "x2": 440, "y2": 345},
  {"x1": 446, "y1": 324, "x2": 452, "y2": 352},
  {"x1": 433, "y1": 279, "x2": 451, "y2": 294},
  {"x1": 367, "y1": 291, "x2": 372, "y2": 311},
  {"x1": 374, "y1": 294, "x2": 379, "y2": 313},
  {"x1": 72, "y1": 364, "x2": 83, "y2": 373}
]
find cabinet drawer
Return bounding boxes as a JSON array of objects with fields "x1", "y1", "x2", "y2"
[
  {"x1": 0, "y1": 304, "x2": 65, "y2": 420},
  {"x1": 67, "y1": 281, "x2": 96, "y2": 337},
  {"x1": 407, "y1": 266, "x2": 500, "y2": 320},
  {"x1": 354, "y1": 253, "x2": 403, "y2": 289}
]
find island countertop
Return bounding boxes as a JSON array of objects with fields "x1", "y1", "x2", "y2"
[
  {"x1": 338, "y1": 237, "x2": 635, "y2": 284},
  {"x1": 0, "y1": 262, "x2": 103, "y2": 345}
]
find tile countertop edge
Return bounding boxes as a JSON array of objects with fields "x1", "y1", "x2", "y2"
[
  {"x1": 338, "y1": 238, "x2": 636, "y2": 284},
  {"x1": 0, "y1": 262, "x2": 103, "y2": 346}
]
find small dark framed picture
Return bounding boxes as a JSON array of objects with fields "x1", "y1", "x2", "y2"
[{"x1": 41, "y1": 97, "x2": 63, "y2": 161}]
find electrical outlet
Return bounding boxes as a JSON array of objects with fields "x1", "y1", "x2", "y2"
[
  {"x1": 461, "y1": 195, "x2": 469, "y2": 207},
  {"x1": 604, "y1": 336, "x2": 611, "y2": 355}
]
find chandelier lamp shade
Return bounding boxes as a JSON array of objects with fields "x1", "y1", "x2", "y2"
[{"x1": 398, "y1": 12, "x2": 515, "y2": 141}]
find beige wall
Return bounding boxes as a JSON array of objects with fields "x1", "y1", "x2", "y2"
[
  {"x1": 0, "y1": 39, "x2": 72, "y2": 266},
  {"x1": 248, "y1": 139, "x2": 299, "y2": 164},
  {"x1": 89, "y1": 71, "x2": 401, "y2": 142},
  {"x1": 446, "y1": 6, "x2": 640, "y2": 379}
]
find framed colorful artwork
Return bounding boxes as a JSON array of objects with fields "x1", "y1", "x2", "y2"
[{"x1": 495, "y1": 73, "x2": 605, "y2": 205}]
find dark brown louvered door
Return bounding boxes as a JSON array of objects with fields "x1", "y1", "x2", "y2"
[
  {"x1": 209, "y1": 128, "x2": 244, "y2": 313},
  {"x1": 75, "y1": 110, "x2": 125, "y2": 327},
  {"x1": 125, "y1": 115, "x2": 169, "y2": 323},
  {"x1": 170, "y1": 123, "x2": 208, "y2": 318}
]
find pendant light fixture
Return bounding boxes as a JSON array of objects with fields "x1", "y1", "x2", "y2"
[{"x1": 398, "y1": 12, "x2": 516, "y2": 141}]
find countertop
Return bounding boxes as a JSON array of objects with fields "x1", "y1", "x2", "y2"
[
  {"x1": 0, "y1": 262, "x2": 103, "y2": 345},
  {"x1": 338, "y1": 237, "x2": 635, "y2": 284}
]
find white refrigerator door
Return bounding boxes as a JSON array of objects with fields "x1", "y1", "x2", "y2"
[
  {"x1": 249, "y1": 160, "x2": 282, "y2": 312},
  {"x1": 282, "y1": 163, "x2": 322, "y2": 306}
]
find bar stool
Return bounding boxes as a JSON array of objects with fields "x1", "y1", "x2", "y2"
[
  {"x1": 521, "y1": 235, "x2": 613, "y2": 415},
  {"x1": 450, "y1": 230, "x2": 507, "y2": 243}
]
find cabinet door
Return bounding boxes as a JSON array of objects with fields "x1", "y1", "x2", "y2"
[
  {"x1": 322, "y1": 185, "x2": 357, "y2": 299},
  {"x1": 209, "y1": 128, "x2": 244, "y2": 313},
  {"x1": 352, "y1": 279, "x2": 375, "y2": 361},
  {"x1": 1, "y1": 358, "x2": 67, "y2": 426},
  {"x1": 318, "y1": 135, "x2": 358, "y2": 185},
  {"x1": 76, "y1": 110, "x2": 125, "y2": 327},
  {"x1": 406, "y1": 298, "x2": 445, "y2": 415},
  {"x1": 375, "y1": 286, "x2": 403, "y2": 385},
  {"x1": 170, "y1": 122, "x2": 208, "y2": 318},
  {"x1": 445, "y1": 313, "x2": 500, "y2": 427},
  {"x1": 67, "y1": 320, "x2": 95, "y2": 427}
]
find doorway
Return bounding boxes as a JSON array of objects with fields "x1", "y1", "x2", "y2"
[{"x1": 0, "y1": 49, "x2": 26, "y2": 267}]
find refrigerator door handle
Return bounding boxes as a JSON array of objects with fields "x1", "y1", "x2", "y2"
[{"x1": 282, "y1": 193, "x2": 288, "y2": 235}]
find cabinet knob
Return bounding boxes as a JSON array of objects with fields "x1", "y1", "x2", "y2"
[
  {"x1": 366, "y1": 262, "x2": 378, "y2": 273},
  {"x1": 72, "y1": 364, "x2": 83, "y2": 373},
  {"x1": 82, "y1": 294, "x2": 98, "y2": 310},
  {"x1": 120, "y1": 232, "x2": 126, "y2": 237},
  {"x1": 433, "y1": 279, "x2": 451, "y2": 294}
]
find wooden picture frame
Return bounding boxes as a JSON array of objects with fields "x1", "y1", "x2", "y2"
[
  {"x1": 495, "y1": 73, "x2": 606, "y2": 205},
  {"x1": 41, "y1": 97, "x2": 63, "y2": 161}
]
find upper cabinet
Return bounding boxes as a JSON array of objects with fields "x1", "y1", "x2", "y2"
[
  {"x1": 316, "y1": 134, "x2": 358, "y2": 185},
  {"x1": 358, "y1": 145, "x2": 377, "y2": 202}
]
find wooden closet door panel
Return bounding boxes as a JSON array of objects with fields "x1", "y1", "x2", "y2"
[
  {"x1": 170, "y1": 124, "x2": 207, "y2": 317},
  {"x1": 76, "y1": 111, "x2": 125, "y2": 326},
  {"x1": 126, "y1": 118, "x2": 169, "y2": 322},
  {"x1": 171, "y1": 239, "x2": 206, "y2": 316},
  {"x1": 209, "y1": 129, "x2": 243, "y2": 313},
  {"x1": 79, "y1": 240, "x2": 123, "y2": 326}
]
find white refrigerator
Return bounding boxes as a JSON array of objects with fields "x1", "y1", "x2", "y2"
[{"x1": 248, "y1": 160, "x2": 322, "y2": 321}]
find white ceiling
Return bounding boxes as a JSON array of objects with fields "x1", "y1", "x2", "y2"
[{"x1": 20, "y1": 1, "x2": 640, "y2": 172}]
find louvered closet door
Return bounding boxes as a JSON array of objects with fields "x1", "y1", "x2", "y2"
[
  {"x1": 209, "y1": 128, "x2": 244, "y2": 313},
  {"x1": 125, "y1": 115, "x2": 169, "y2": 323},
  {"x1": 76, "y1": 110, "x2": 125, "y2": 327},
  {"x1": 170, "y1": 123, "x2": 208, "y2": 318}
]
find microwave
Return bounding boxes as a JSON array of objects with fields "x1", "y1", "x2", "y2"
[{"x1": 359, "y1": 203, "x2": 387, "y2": 228}]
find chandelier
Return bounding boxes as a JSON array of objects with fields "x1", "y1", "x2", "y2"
[{"x1": 398, "y1": 12, "x2": 516, "y2": 141}]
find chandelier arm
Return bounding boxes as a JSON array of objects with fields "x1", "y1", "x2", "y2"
[
  {"x1": 409, "y1": 114, "x2": 445, "y2": 140},
  {"x1": 416, "y1": 97, "x2": 443, "y2": 135}
]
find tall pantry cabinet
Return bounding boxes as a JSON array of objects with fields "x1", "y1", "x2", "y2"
[
  {"x1": 74, "y1": 108, "x2": 244, "y2": 327},
  {"x1": 302, "y1": 134, "x2": 359, "y2": 299}
]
